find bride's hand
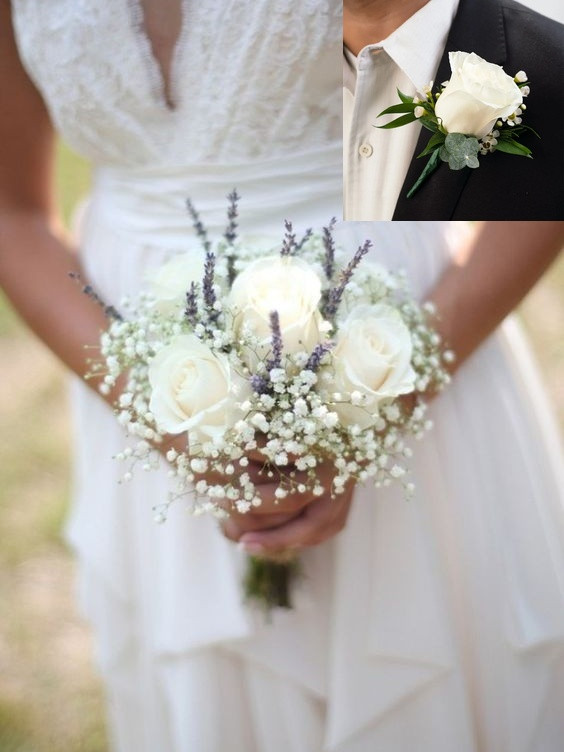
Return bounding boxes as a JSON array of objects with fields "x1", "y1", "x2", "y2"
[
  {"x1": 222, "y1": 461, "x2": 356, "y2": 553},
  {"x1": 158, "y1": 433, "x2": 303, "y2": 532},
  {"x1": 158, "y1": 435, "x2": 355, "y2": 546}
]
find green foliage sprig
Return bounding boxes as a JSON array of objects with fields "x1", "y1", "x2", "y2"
[{"x1": 377, "y1": 73, "x2": 538, "y2": 198}]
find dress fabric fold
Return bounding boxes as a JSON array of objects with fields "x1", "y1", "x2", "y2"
[{"x1": 68, "y1": 215, "x2": 564, "y2": 752}]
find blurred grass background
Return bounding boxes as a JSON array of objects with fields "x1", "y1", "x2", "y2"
[
  {"x1": 0, "y1": 143, "x2": 107, "y2": 752},
  {"x1": 0, "y1": 144, "x2": 563, "y2": 751}
]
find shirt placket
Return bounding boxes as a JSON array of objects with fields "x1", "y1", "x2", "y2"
[{"x1": 346, "y1": 47, "x2": 386, "y2": 218}]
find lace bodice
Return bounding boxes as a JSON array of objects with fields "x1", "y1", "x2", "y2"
[{"x1": 11, "y1": 0, "x2": 341, "y2": 166}]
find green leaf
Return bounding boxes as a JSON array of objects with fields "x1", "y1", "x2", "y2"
[
  {"x1": 376, "y1": 113, "x2": 418, "y2": 129},
  {"x1": 419, "y1": 117, "x2": 440, "y2": 134},
  {"x1": 518, "y1": 124, "x2": 541, "y2": 139},
  {"x1": 376, "y1": 102, "x2": 417, "y2": 117},
  {"x1": 417, "y1": 131, "x2": 446, "y2": 158},
  {"x1": 406, "y1": 149, "x2": 442, "y2": 198},
  {"x1": 495, "y1": 139, "x2": 533, "y2": 157},
  {"x1": 397, "y1": 89, "x2": 414, "y2": 104}
]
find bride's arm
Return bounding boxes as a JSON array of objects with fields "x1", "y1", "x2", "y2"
[
  {"x1": 1, "y1": 4, "x2": 291, "y2": 525},
  {"x1": 0, "y1": 4, "x2": 311, "y2": 535},
  {"x1": 429, "y1": 221, "x2": 564, "y2": 370},
  {"x1": 234, "y1": 221, "x2": 564, "y2": 553},
  {"x1": 0, "y1": 1, "x2": 117, "y2": 399}
]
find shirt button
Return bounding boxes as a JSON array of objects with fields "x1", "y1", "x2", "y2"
[{"x1": 358, "y1": 143, "x2": 373, "y2": 158}]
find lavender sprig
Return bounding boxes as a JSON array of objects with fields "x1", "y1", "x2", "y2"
[
  {"x1": 280, "y1": 220, "x2": 297, "y2": 257},
  {"x1": 250, "y1": 373, "x2": 269, "y2": 394},
  {"x1": 184, "y1": 282, "x2": 198, "y2": 328},
  {"x1": 322, "y1": 217, "x2": 337, "y2": 280},
  {"x1": 323, "y1": 239, "x2": 372, "y2": 319},
  {"x1": 225, "y1": 189, "x2": 240, "y2": 286},
  {"x1": 295, "y1": 227, "x2": 313, "y2": 253},
  {"x1": 266, "y1": 311, "x2": 283, "y2": 372},
  {"x1": 203, "y1": 251, "x2": 219, "y2": 323},
  {"x1": 224, "y1": 189, "x2": 240, "y2": 246},
  {"x1": 186, "y1": 198, "x2": 211, "y2": 253},
  {"x1": 69, "y1": 272, "x2": 122, "y2": 320},
  {"x1": 251, "y1": 312, "x2": 283, "y2": 394},
  {"x1": 305, "y1": 342, "x2": 333, "y2": 372}
]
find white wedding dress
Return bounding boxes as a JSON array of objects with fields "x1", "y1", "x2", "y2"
[{"x1": 11, "y1": 3, "x2": 564, "y2": 751}]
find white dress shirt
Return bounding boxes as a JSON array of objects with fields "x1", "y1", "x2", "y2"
[{"x1": 344, "y1": 0, "x2": 460, "y2": 220}]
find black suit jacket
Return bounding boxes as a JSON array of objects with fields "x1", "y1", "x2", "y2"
[{"x1": 392, "y1": 0, "x2": 564, "y2": 220}]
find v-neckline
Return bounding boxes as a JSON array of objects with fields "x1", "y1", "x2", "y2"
[{"x1": 129, "y1": 0, "x2": 186, "y2": 111}]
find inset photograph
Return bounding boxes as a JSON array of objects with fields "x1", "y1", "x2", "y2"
[{"x1": 344, "y1": 0, "x2": 564, "y2": 219}]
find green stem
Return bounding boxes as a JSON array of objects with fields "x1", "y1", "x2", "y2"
[
  {"x1": 243, "y1": 555, "x2": 302, "y2": 613},
  {"x1": 406, "y1": 148, "x2": 442, "y2": 198}
]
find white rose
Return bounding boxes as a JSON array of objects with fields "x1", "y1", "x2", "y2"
[
  {"x1": 148, "y1": 251, "x2": 206, "y2": 313},
  {"x1": 227, "y1": 255, "x2": 325, "y2": 358},
  {"x1": 435, "y1": 52, "x2": 523, "y2": 139},
  {"x1": 330, "y1": 304, "x2": 416, "y2": 428},
  {"x1": 148, "y1": 334, "x2": 245, "y2": 440}
]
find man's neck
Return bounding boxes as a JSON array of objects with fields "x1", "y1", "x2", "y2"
[{"x1": 344, "y1": 0, "x2": 431, "y2": 55}]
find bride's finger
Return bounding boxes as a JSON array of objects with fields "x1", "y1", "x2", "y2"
[
  {"x1": 245, "y1": 447, "x2": 300, "y2": 470},
  {"x1": 216, "y1": 481, "x2": 314, "y2": 518},
  {"x1": 192, "y1": 458, "x2": 271, "y2": 488},
  {"x1": 238, "y1": 486, "x2": 354, "y2": 552},
  {"x1": 220, "y1": 511, "x2": 299, "y2": 542},
  {"x1": 241, "y1": 482, "x2": 315, "y2": 515}
]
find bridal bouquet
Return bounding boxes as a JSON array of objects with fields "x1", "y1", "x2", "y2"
[
  {"x1": 82, "y1": 194, "x2": 452, "y2": 610},
  {"x1": 378, "y1": 52, "x2": 537, "y2": 197}
]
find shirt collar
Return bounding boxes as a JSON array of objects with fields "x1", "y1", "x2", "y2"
[
  {"x1": 343, "y1": 45, "x2": 357, "y2": 94},
  {"x1": 345, "y1": 0, "x2": 460, "y2": 93}
]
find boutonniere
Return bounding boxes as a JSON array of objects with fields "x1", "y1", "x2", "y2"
[{"x1": 377, "y1": 52, "x2": 538, "y2": 198}]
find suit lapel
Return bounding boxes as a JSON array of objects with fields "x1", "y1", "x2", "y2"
[{"x1": 392, "y1": 0, "x2": 508, "y2": 219}]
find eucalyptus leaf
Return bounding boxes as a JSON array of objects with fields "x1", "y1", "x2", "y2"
[
  {"x1": 443, "y1": 133, "x2": 468, "y2": 152},
  {"x1": 440, "y1": 134, "x2": 480, "y2": 170}
]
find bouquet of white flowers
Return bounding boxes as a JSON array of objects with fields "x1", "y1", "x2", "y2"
[{"x1": 79, "y1": 193, "x2": 452, "y2": 610}]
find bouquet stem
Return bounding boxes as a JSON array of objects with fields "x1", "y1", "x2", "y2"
[{"x1": 243, "y1": 554, "x2": 302, "y2": 612}]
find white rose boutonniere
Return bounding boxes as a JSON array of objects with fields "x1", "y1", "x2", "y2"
[
  {"x1": 328, "y1": 304, "x2": 416, "y2": 428},
  {"x1": 377, "y1": 51, "x2": 538, "y2": 198},
  {"x1": 148, "y1": 334, "x2": 246, "y2": 441}
]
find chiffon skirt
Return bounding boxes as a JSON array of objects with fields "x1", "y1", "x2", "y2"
[{"x1": 68, "y1": 215, "x2": 564, "y2": 751}]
